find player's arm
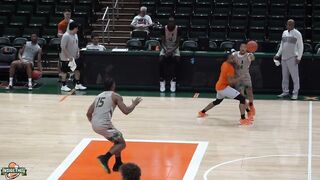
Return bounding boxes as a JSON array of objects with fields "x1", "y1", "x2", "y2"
[
  {"x1": 275, "y1": 31, "x2": 284, "y2": 59},
  {"x1": 57, "y1": 22, "x2": 64, "y2": 38},
  {"x1": 130, "y1": 17, "x2": 138, "y2": 28},
  {"x1": 160, "y1": 29, "x2": 167, "y2": 52},
  {"x1": 248, "y1": 53, "x2": 255, "y2": 62},
  {"x1": 18, "y1": 45, "x2": 25, "y2": 61},
  {"x1": 113, "y1": 94, "x2": 142, "y2": 115},
  {"x1": 170, "y1": 28, "x2": 181, "y2": 52},
  {"x1": 86, "y1": 102, "x2": 95, "y2": 122},
  {"x1": 37, "y1": 48, "x2": 43, "y2": 72}
]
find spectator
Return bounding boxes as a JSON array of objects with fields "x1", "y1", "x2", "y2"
[
  {"x1": 58, "y1": 9, "x2": 74, "y2": 38},
  {"x1": 86, "y1": 34, "x2": 106, "y2": 51},
  {"x1": 159, "y1": 17, "x2": 181, "y2": 93},
  {"x1": 317, "y1": 47, "x2": 320, "y2": 54},
  {"x1": 130, "y1": 6, "x2": 153, "y2": 32},
  {"x1": 60, "y1": 22, "x2": 87, "y2": 92},
  {"x1": 120, "y1": 163, "x2": 141, "y2": 180},
  {"x1": 6, "y1": 34, "x2": 42, "y2": 90},
  {"x1": 274, "y1": 19, "x2": 303, "y2": 100}
]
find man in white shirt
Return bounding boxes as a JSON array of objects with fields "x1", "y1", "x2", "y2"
[
  {"x1": 86, "y1": 34, "x2": 106, "y2": 51},
  {"x1": 130, "y1": 6, "x2": 153, "y2": 32},
  {"x1": 274, "y1": 19, "x2": 303, "y2": 100}
]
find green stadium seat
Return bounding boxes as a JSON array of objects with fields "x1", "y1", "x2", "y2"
[
  {"x1": 145, "y1": 40, "x2": 160, "y2": 50},
  {"x1": 248, "y1": 29, "x2": 265, "y2": 42},
  {"x1": 3, "y1": 27, "x2": 21, "y2": 40},
  {"x1": 233, "y1": 0, "x2": 248, "y2": 6},
  {"x1": 269, "y1": 4, "x2": 287, "y2": 18},
  {"x1": 289, "y1": 0, "x2": 305, "y2": 6},
  {"x1": 37, "y1": 38, "x2": 47, "y2": 47},
  {"x1": 182, "y1": 40, "x2": 198, "y2": 51},
  {"x1": 196, "y1": 0, "x2": 211, "y2": 5},
  {"x1": 55, "y1": 5, "x2": 72, "y2": 15},
  {"x1": 228, "y1": 29, "x2": 246, "y2": 42},
  {"x1": 9, "y1": 16, "x2": 28, "y2": 27},
  {"x1": 49, "y1": 16, "x2": 62, "y2": 27},
  {"x1": 190, "y1": 17, "x2": 209, "y2": 29},
  {"x1": 0, "y1": 16, "x2": 8, "y2": 26},
  {"x1": 215, "y1": 0, "x2": 232, "y2": 5},
  {"x1": 229, "y1": 16, "x2": 248, "y2": 30},
  {"x1": 270, "y1": 0, "x2": 287, "y2": 6},
  {"x1": 314, "y1": 43, "x2": 320, "y2": 53},
  {"x1": 13, "y1": 37, "x2": 27, "y2": 48},
  {"x1": 249, "y1": 17, "x2": 266, "y2": 30},
  {"x1": 194, "y1": 5, "x2": 212, "y2": 17},
  {"x1": 210, "y1": 16, "x2": 228, "y2": 29},
  {"x1": 149, "y1": 27, "x2": 162, "y2": 41},
  {"x1": 0, "y1": 37, "x2": 11, "y2": 48},
  {"x1": 209, "y1": 28, "x2": 226, "y2": 41},
  {"x1": 175, "y1": 16, "x2": 190, "y2": 29},
  {"x1": 178, "y1": 0, "x2": 194, "y2": 5},
  {"x1": 303, "y1": 43, "x2": 313, "y2": 54},
  {"x1": 175, "y1": 5, "x2": 193, "y2": 16},
  {"x1": 313, "y1": 17, "x2": 320, "y2": 30},
  {"x1": 0, "y1": 4, "x2": 15, "y2": 15},
  {"x1": 36, "y1": 5, "x2": 54, "y2": 15},
  {"x1": 78, "y1": 0, "x2": 93, "y2": 5},
  {"x1": 209, "y1": 40, "x2": 218, "y2": 51},
  {"x1": 251, "y1": 4, "x2": 267, "y2": 17},
  {"x1": 160, "y1": 0, "x2": 176, "y2": 5},
  {"x1": 58, "y1": 0, "x2": 73, "y2": 5},
  {"x1": 74, "y1": 5, "x2": 92, "y2": 16},
  {"x1": 219, "y1": 41, "x2": 234, "y2": 51},
  {"x1": 42, "y1": 27, "x2": 57, "y2": 40},
  {"x1": 213, "y1": 4, "x2": 230, "y2": 17},
  {"x1": 22, "y1": 28, "x2": 40, "y2": 39},
  {"x1": 251, "y1": 0, "x2": 267, "y2": 6},
  {"x1": 127, "y1": 39, "x2": 143, "y2": 50},
  {"x1": 268, "y1": 29, "x2": 283, "y2": 43},
  {"x1": 268, "y1": 17, "x2": 285, "y2": 30},
  {"x1": 16, "y1": 4, "x2": 34, "y2": 15},
  {"x1": 288, "y1": 5, "x2": 306, "y2": 18},
  {"x1": 29, "y1": 16, "x2": 48, "y2": 28},
  {"x1": 232, "y1": 6, "x2": 249, "y2": 17},
  {"x1": 157, "y1": 5, "x2": 173, "y2": 17},
  {"x1": 189, "y1": 28, "x2": 208, "y2": 41},
  {"x1": 312, "y1": 30, "x2": 320, "y2": 43}
]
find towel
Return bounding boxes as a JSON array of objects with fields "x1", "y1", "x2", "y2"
[{"x1": 68, "y1": 58, "x2": 77, "y2": 71}]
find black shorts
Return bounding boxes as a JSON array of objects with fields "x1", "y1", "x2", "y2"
[{"x1": 60, "y1": 58, "x2": 83, "y2": 73}]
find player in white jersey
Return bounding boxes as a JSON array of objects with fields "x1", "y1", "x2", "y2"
[
  {"x1": 86, "y1": 78, "x2": 142, "y2": 174},
  {"x1": 233, "y1": 42, "x2": 256, "y2": 117}
]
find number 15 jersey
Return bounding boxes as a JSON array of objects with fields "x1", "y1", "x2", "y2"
[{"x1": 92, "y1": 91, "x2": 115, "y2": 128}]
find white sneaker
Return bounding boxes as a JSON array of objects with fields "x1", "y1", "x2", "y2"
[
  {"x1": 75, "y1": 84, "x2": 87, "y2": 90},
  {"x1": 160, "y1": 81, "x2": 166, "y2": 92},
  {"x1": 291, "y1": 94, "x2": 298, "y2": 100},
  {"x1": 28, "y1": 86, "x2": 33, "y2": 91},
  {"x1": 6, "y1": 85, "x2": 13, "y2": 90},
  {"x1": 277, "y1": 93, "x2": 289, "y2": 98},
  {"x1": 170, "y1": 80, "x2": 176, "y2": 92},
  {"x1": 61, "y1": 85, "x2": 71, "y2": 92}
]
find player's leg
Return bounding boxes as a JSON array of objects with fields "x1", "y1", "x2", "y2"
[
  {"x1": 159, "y1": 54, "x2": 166, "y2": 92},
  {"x1": 278, "y1": 60, "x2": 290, "y2": 97},
  {"x1": 198, "y1": 90, "x2": 224, "y2": 117},
  {"x1": 74, "y1": 58, "x2": 87, "y2": 90},
  {"x1": 25, "y1": 62, "x2": 33, "y2": 90},
  {"x1": 7, "y1": 60, "x2": 21, "y2": 88},
  {"x1": 60, "y1": 61, "x2": 71, "y2": 92},
  {"x1": 169, "y1": 49, "x2": 180, "y2": 92},
  {"x1": 97, "y1": 130, "x2": 125, "y2": 173},
  {"x1": 245, "y1": 87, "x2": 255, "y2": 116},
  {"x1": 287, "y1": 57, "x2": 300, "y2": 100}
]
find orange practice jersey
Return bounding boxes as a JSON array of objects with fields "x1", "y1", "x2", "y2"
[
  {"x1": 58, "y1": 19, "x2": 68, "y2": 34},
  {"x1": 215, "y1": 61, "x2": 235, "y2": 91}
]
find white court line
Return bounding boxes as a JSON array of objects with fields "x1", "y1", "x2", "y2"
[
  {"x1": 47, "y1": 138, "x2": 91, "y2": 180},
  {"x1": 203, "y1": 154, "x2": 320, "y2": 180},
  {"x1": 48, "y1": 138, "x2": 208, "y2": 180},
  {"x1": 308, "y1": 101, "x2": 313, "y2": 180}
]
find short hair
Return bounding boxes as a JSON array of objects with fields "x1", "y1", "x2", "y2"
[
  {"x1": 120, "y1": 163, "x2": 141, "y2": 180},
  {"x1": 104, "y1": 77, "x2": 115, "y2": 91},
  {"x1": 64, "y1": 9, "x2": 71, "y2": 13},
  {"x1": 69, "y1": 21, "x2": 78, "y2": 31},
  {"x1": 140, "y1": 6, "x2": 147, "y2": 12}
]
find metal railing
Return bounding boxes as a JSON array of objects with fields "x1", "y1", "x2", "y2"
[{"x1": 102, "y1": 6, "x2": 110, "y2": 44}]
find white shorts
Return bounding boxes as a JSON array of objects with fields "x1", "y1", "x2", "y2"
[
  {"x1": 160, "y1": 48, "x2": 180, "y2": 57},
  {"x1": 216, "y1": 86, "x2": 240, "y2": 99}
]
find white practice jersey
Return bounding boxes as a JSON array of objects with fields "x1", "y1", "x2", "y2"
[{"x1": 92, "y1": 91, "x2": 115, "y2": 128}]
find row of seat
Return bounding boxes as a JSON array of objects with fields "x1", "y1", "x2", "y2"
[{"x1": 127, "y1": 38, "x2": 320, "y2": 53}]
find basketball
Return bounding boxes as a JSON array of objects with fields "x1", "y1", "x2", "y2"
[
  {"x1": 247, "y1": 41, "x2": 258, "y2": 53},
  {"x1": 32, "y1": 70, "x2": 42, "y2": 80}
]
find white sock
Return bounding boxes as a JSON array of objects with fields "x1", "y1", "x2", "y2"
[
  {"x1": 9, "y1": 77, "x2": 13, "y2": 86},
  {"x1": 28, "y1": 78, "x2": 32, "y2": 86}
]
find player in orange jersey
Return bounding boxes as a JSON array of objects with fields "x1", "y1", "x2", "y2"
[{"x1": 198, "y1": 53, "x2": 252, "y2": 125}]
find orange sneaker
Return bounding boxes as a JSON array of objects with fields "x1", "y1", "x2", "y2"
[
  {"x1": 198, "y1": 111, "x2": 207, "y2": 117},
  {"x1": 247, "y1": 111, "x2": 254, "y2": 121},
  {"x1": 239, "y1": 118, "x2": 253, "y2": 125},
  {"x1": 249, "y1": 105, "x2": 256, "y2": 116}
]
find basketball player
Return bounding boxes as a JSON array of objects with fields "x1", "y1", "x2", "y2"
[
  {"x1": 159, "y1": 17, "x2": 181, "y2": 92},
  {"x1": 120, "y1": 163, "x2": 141, "y2": 180},
  {"x1": 274, "y1": 19, "x2": 303, "y2": 100},
  {"x1": 233, "y1": 42, "x2": 256, "y2": 117},
  {"x1": 57, "y1": 9, "x2": 73, "y2": 38},
  {"x1": 198, "y1": 53, "x2": 252, "y2": 125},
  {"x1": 6, "y1": 34, "x2": 42, "y2": 90},
  {"x1": 60, "y1": 21, "x2": 87, "y2": 92},
  {"x1": 86, "y1": 78, "x2": 142, "y2": 173}
]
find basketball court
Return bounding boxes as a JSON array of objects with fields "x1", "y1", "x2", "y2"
[{"x1": 0, "y1": 92, "x2": 319, "y2": 180}]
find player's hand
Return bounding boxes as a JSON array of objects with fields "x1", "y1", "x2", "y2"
[
  {"x1": 132, "y1": 97, "x2": 142, "y2": 106},
  {"x1": 248, "y1": 53, "x2": 255, "y2": 62}
]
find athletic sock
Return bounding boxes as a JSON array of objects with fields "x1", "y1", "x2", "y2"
[
  {"x1": 28, "y1": 78, "x2": 32, "y2": 86},
  {"x1": 249, "y1": 102, "x2": 253, "y2": 106},
  {"x1": 115, "y1": 156, "x2": 122, "y2": 164},
  {"x1": 201, "y1": 109, "x2": 206, "y2": 113},
  {"x1": 246, "y1": 108, "x2": 250, "y2": 112},
  {"x1": 9, "y1": 77, "x2": 13, "y2": 86},
  {"x1": 113, "y1": 156, "x2": 123, "y2": 171},
  {"x1": 241, "y1": 114, "x2": 246, "y2": 119},
  {"x1": 105, "y1": 152, "x2": 112, "y2": 161},
  {"x1": 62, "y1": 81, "x2": 66, "y2": 86},
  {"x1": 76, "y1": 80, "x2": 81, "y2": 84}
]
